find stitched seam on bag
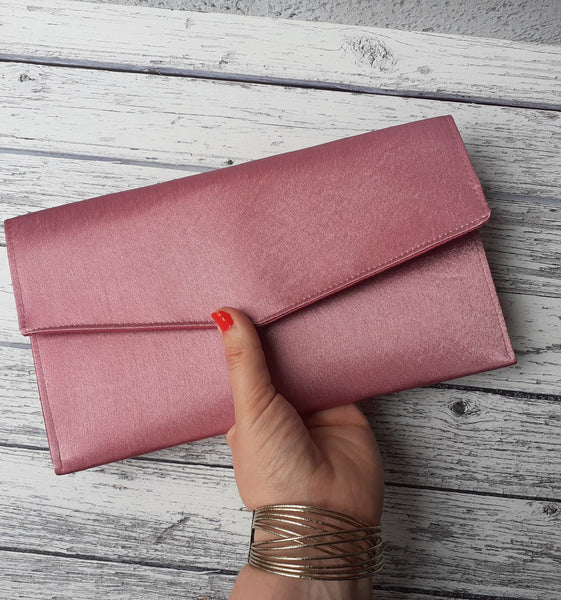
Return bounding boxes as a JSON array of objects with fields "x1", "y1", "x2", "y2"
[
  {"x1": 31, "y1": 334, "x2": 64, "y2": 473},
  {"x1": 473, "y1": 232, "x2": 512, "y2": 359},
  {"x1": 27, "y1": 213, "x2": 489, "y2": 334},
  {"x1": 259, "y1": 214, "x2": 490, "y2": 323}
]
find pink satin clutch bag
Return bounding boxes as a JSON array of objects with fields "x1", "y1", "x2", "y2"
[{"x1": 4, "y1": 115, "x2": 516, "y2": 475}]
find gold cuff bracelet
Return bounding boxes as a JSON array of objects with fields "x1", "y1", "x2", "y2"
[{"x1": 247, "y1": 504, "x2": 383, "y2": 580}]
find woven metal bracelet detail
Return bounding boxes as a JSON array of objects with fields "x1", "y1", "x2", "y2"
[{"x1": 247, "y1": 504, "x2": 383, "y2": 580}]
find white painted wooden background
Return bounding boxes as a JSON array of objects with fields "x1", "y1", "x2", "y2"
[{"x1": 1, "y1": 1, "x2": 560, "y2": 598}]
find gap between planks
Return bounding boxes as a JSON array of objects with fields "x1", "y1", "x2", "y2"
[
  {"x1": 1, "y1": 54, "x2": 560, "y2": 113},
  {"x1": 2, "y1": 367, "x2": 560, "y2": 498},
  {"x1": 0, "y1": 548, "x2": 505, "y2": 600},
  {"x1": 2, "y1": 441, "x2": 560, "y2": 504},
  {"x1": 2, "y1": 0, "x2": 560, "y2": 108},
  {"x1": 2, "y1": 62, "x2": 559, "y2": 201},
  {"x1": 2, "y1": 445, "x2": 559, "y2": 598},
  {"x1": 0, "y1": 147, "x2": 559, "y2": 207}
]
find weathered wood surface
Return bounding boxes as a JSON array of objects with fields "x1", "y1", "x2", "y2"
[
  {"x1": 1, "y1": 0, "x2": 560, "y2": 109},
  {"x1": 2, "y1": 151, "x2": 561, "y2": 223},
  {"x1": 1, "y1": 264, "x2": 560, "y2": 397},
  {"x1": 1, "y1": 1, "x2": 560, "y2": 599},
  {"x1": 1, "y1": 551, "x2": 238, "y2": 600},
  {"x1": 1, "y1": 553, "x2": 471, "y2": 600},
  {"x1": 2, "y1": 446, "x2": 560, "y2": 599},
  {"x1": 1, "y1": 63, "x2": 560, "y2": 200},
  {"x1": 2, "y1": 267, "x2": 559, "y2": 396},
  {"x1": 1, "y1": 153, "x2": 560, "y2": 298},
  {"x1": 2, "y1": 344, "x2": 560, "y2": 498}
]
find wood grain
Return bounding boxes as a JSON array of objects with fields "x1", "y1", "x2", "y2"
[
  {"x1": 1, "y1": 551, "x2": 476, "y2": 600},
  {"x1": 1, "y1": 342, "x2": 559, "y2": 497},
  {"x1": 1, "y1": 550, "x2": 238, "y2": 600},
  {"x1": 1, "y1": 63, "x2": 560, "y2": 200},
  {"x1": 1, "y1": 0, "x2": 560, "y2": 108},
  {"x1": 1, "y1": 153, "x2": 560, "y2": 298},
  {"x1": 479, "y1": 200, "x2": 561, "y2": 298},
  {"x1": 2, "y1": 265, "x2": 559, "y2": 395},
  {"x1": 1, "y1": 446, "x2": 559, "y2": 599}
]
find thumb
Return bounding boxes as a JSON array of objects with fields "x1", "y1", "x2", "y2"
[{"x1": 211, "y1": 307, "x2": 278, "y2": 431}]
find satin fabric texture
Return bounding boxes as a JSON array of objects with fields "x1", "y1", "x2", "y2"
[{"x1": 4, "y1": 115, "x2": 516, "y2": 474}]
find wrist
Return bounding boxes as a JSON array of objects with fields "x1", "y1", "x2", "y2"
[{"x1": 232, "y1": 563, "x2": 372, "y2": 600}]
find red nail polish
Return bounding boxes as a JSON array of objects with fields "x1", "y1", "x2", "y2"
[{"x1": 211, "y1": 310, "x2": 233, "y2": 332}]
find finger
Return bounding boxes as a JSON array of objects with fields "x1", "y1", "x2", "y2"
[
  {"x1": 211, "y1": 307, "x2": 278, "y2": 430},
  {"x1": 301, "y1": 402, "x2": 371, "y2": 430}
]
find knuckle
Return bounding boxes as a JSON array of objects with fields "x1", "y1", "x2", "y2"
[
  {"x1": 244, "y1": 386, "x2": 282, "y2": 432},
  {"x1": 245, "y1": 382, "x2": 277, "y2": 415},
  {"x1": 224, "y1": 342, "x2": 252, "y2": 371}
]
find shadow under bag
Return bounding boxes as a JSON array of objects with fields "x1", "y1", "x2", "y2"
[{"x1": 4, "y1": 115, "x2": 516, "y2": 475}]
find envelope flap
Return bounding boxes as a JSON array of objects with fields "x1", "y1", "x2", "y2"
[{"x1": 5, "y1": 115, "x2": 490, "y2": 336}]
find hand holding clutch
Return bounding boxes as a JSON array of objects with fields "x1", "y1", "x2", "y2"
[{"x1": 214, "y1": 307, "x2": 384, "y2": 591}]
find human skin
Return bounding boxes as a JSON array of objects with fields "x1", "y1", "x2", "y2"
[{"x1": 211, "y1": 307, "x2": 385, "y2": 600}]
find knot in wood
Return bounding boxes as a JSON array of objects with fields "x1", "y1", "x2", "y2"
[
  {"x1": 450, "y1": 399, "x2": 467, "y2": 416},
  {"x1": 343, "y1": 34, "x2": 396, "y2": 72}
]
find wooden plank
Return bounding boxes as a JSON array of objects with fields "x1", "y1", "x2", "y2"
[
  {"x1": 1, "y1": 63, "x2": 560, "y2": 200},
  {"x1": 453, "y1": 291, "x2": 561, "y2": 393},
  {"x1": 1, "y1": 446, "x2": 559, "y2": 598},
  {"x1": 1, "y1": 551, "x2": 474, "y2": 600},
  {"x1": 0, "y1": 153, "x2": 197, "y2": 220},
  {"x1": 1, "y1": 153, "x2": 559, "y2": 298},
  {"x1": 2, "y1": 251, "x2": 559, "y2": 395},
  {"x1": 479, "y1": 200, "x2": 561, "y2": 298},
  {"x1": 1, "y1": 342, "x2": 559, "y2": 497},
  {"x1": 1, "y1": 550, "x2": 237, "y2": 600},
  {"x1": 1, "y1": 0, "x2": 560, "y2": 108},
  {"x1": 360, "y1": 389, "x2": 561, "y2": 497}
]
